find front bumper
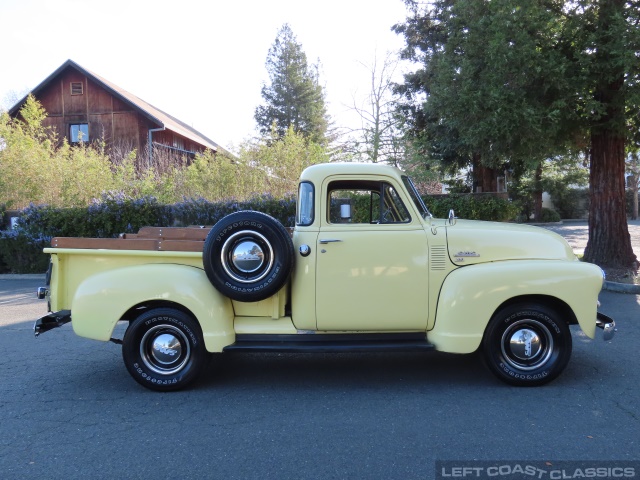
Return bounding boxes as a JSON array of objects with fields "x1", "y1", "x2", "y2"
[
  {"x1": 596, "y1": 312, "x2": 616, "y2": 341},
  {"x1": 34, "y1": 310, "x2": 71, "y2": 337}
]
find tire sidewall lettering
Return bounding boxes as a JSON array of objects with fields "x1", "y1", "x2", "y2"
[
  {"x1": 124, "y1": 309, "x2": 205, "y2": 391},
  {"x1": 484, "y1": 305, "x2": 571, "y2": 386}
]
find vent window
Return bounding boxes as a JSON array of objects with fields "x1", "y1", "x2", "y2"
[{"x1": 70, "y1": 82, "x2": 83, "y2": 95}]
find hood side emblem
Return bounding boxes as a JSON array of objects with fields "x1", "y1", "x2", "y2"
[{"x1": 454, "y1": 251, "x2": 480, "y2": 262}]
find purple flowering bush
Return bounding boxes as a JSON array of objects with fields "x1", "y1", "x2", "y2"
[{"x1": 2, "y1": 194, "x2": 296, "y2": 273}]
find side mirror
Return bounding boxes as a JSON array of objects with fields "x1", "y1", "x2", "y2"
[
  {"x1": 340, "y1": 204, "x2": 352, "y2": 221},
  {"x1": 448, "y1": 209, "x2": 457, "y2": 226}
]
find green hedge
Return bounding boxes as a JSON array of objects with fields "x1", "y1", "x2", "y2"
[
  {"x1": 0, "y1": 230, "x2": 51, "y2": 274},
  {"x1": 424, "y1": 194, "x2": 520, "y2": 222},
  {"x1": 2, "y1": 191, "x2": 518, "y2": 273}
]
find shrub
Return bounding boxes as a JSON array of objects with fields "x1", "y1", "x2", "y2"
[
  {"x1": 19, "y1": 195, "x2": 173, "y2": 239},
  {"x1": 539, "y1": 208, "x2": 561, "y2": 223},
  {"x1": 0, "y1": 230, "x2": 51, "y2": 274},
  {"x1": 424, "y1": 194, "x2": 520, "y2": 222},
  {"x1": 171, "y1": 195, "x2": 296, "y2": 228}
]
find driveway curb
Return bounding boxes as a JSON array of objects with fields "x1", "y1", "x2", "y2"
[{"x1": 604, "y1": 280, "x2": 640, "y2": 294}]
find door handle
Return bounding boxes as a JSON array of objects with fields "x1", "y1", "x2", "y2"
[{"x1": 319, "y1": 239, "x2": 343, "y2": 244}]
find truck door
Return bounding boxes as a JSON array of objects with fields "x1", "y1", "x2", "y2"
[{"x1": 315, "y1": 178, "x2": 430, "y2": 331}]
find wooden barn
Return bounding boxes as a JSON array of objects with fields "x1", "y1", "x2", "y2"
[{"x1": 8, "y1": 59, "x2": 223, "y2": 166}]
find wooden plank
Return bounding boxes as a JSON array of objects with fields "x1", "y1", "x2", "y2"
[
  {"x1": 135, "y1": 226, "x2": 211, "y2": 241},
  {"x1": 158, "y1": 240, "x2": 206, "y2": 252},
  {"x1": 51, "y1": 237, "x2": 159, "y2": 250}
]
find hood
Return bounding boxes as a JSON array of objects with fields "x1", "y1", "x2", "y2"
[{"x1": 446, "y1": 220, "x2": 576, "y2": 266}]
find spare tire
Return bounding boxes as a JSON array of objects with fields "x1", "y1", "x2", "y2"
[{"x1": 203, "y1": 211, "x2": 294, "y2": 302}]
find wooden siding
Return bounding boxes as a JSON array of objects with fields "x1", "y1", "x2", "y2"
[
  {"x1": 11, "y1": 61, "x2": 218, "y2": 168},
  {"x1": 33, "y1": 67, "x2": 150, "y2": 155}
]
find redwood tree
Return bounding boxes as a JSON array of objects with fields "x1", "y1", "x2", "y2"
[{"x1": 582, "y1": 0, "x2": 637, "y2": 269}]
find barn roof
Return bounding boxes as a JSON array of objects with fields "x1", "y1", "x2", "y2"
[{"x1": 9, "y1": 59, "x2": 221, "y2": 153}]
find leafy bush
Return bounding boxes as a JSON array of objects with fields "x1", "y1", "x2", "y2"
[
  {"x1": 549, "y1": 188, "x2": 588, "y2": 219},
  {"x1": 424, "y1": 194, "x2": 520, "y2": 222},
  {"x1": 0, "y1": 230, "x2": 51, "y2": 274},
  {"x1": 19, "y1": 195, "x2": 173, "y2": 239},
  {"x1": 172, "y1": 195, "x2": 296, "y2": 228},
  {"x1": 0, "y1": 203, "x2": 6, "y2": 229},
  {"x1": 539, "y1": 208, "x2": 561, "y2": 223}
]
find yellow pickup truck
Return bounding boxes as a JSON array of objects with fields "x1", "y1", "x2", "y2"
[{"x1": 34, "y1": 163, "x2": 615, "y2": 391}]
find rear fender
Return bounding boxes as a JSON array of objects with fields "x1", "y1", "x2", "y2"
[
  {"x1": 429, "y1": 260, "x2": 604, "y2": 353},
  {"x1": 71, "y1": 264, "x2": 234, "y2": 352}
]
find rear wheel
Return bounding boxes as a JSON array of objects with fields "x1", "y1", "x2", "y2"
[
  {"x1": 482, "y1": 304, "x2": 572, "y2": 386},
  {"x1": 122, "y1": 308, "x2": 206, "y2": 391}
]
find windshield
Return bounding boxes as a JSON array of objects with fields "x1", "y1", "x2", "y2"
[{"x1": 402, "y1": 175, "x2": 431, "y2": 219}]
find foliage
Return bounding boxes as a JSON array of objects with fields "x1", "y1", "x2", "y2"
[
  {"x1": 173, "y1": 195, "x2": 296, "y2": 228},
  {"x1": 254, "y1": 24, "x2": 330, "y2": 145},
  {"x1": 19, "y1": 196, "x2": 173, "y2": 239},
  {"x1": 1, "y1": 97, "x2": 331, "y2": 210},
  {"x1": 239, "y1": 126, "x2": 329, "y2": 198},
  {"x1": 393, "y1": 0, "x2": 577, "y2": 173},
  {"x1": 343, "y1": 52, "x2": 407, "y2": 165},
  {"x1": 0, "y1": 230, "x2": 50, "y2": 274},
  {"x1": 539, "y1": 208, "x2": 561, "y2": 223},
  {"x1": 424, "y1": 194, "x2": 520, "y2": 222},
  {"x1": 511, "y1": 156, "x2": 589, "y2": 220},
  {"x1": 0, "y1": 203, "x2": 6, "y2": 226},
  {"x1": 394, "y1": 0, "x2": 640, "y2": 268}
]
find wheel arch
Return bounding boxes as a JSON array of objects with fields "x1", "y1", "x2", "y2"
[
  {"x1": 120, "y1": 300, "x2": 200, "y2": 325},
  {"x1": 429, "y1": 260, "x2": 602, "y2": 354},
  {"x1": 492, "y1": 295, "x2": 578, "y2": 326},
  {"x1": 70, "y1": 263, "x2": 235, "y2": 352}
]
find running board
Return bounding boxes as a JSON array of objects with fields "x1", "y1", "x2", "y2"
[{"x1": 223, "y1": 333, "x2": 435, "y2": 353}]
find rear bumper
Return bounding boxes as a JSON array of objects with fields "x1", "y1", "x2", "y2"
[
  {"x1": 34, "y1": 310, "x2": 71, "y2": 337},
  {"x1": 596, "y1": 312, "x2": 616, "y2": 341}
]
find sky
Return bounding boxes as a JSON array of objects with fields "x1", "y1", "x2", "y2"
[{"x1": 0, "y1": 0, "x2": 411, "y2": 152}]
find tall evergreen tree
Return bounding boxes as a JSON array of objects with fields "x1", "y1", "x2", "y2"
[
  {"x1": 255, "y1": 24, "x2": 329, "y2": 145},
  {"x1": 394, "y1": 0, "x2": 639, "y2": 270}
]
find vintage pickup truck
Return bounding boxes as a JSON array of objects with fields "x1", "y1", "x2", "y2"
[{"x1": 34, "y1": 163, "x2": 615, "y2": 391}]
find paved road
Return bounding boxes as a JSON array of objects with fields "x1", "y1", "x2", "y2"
[{"x1": 1, "y1": 277, "x2": 638, "y2": 480}]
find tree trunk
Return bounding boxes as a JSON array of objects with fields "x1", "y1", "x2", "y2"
[
  {"x1": 533, "y1": 163, "x2": 543, "y2": 222},
  {"x1": 583, "y1": 0, "x2": 637, "y2": 271},
  {"x1": 472, "y1": 154, "x2": 497, "y2": 193},
  {"x1": 583, "y1": 130, "x2": 637, "y2": 269}
]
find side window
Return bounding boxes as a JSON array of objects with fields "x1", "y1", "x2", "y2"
[
  {"x1": 296, "y1": 182, "x2": 314, "y2": 226},
  {"x1": 327, "y1": 180, "x2": 411, "y2": 224},
  {"x1": 381, "y1": 184, "x2": 411, "y2": 223}
]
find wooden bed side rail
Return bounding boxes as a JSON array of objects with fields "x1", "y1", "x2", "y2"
[
  {"x1": 50, "y1": 236, "x2": 205, "y2": 252},
  {"x1": 49, "y1": 225, "x2": 294, "y2": 252},
  {"x1": 120, "y1": 226, "x2": 212, "y2": 241}
]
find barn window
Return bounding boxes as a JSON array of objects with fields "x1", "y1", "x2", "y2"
[
  {"x1": 70, "y1": 124, "x2": 89, "y2": 143},
  {"x1": 70, "y1": 82, "x2": 84, "y2": 95}
]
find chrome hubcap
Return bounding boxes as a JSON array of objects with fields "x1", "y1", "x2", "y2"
[
  {"x1": 231, "y1": 240, "x2": 265, "y2": 273},
  {"x1": 501, "y1": 320, "x2": 553, "y2": 371},
  {"x1": 221, "y1": 230, "x2": 274, "y2": 283},
  {"x1": 141, "y1": 325, "x2": 190, "y2": 375}
]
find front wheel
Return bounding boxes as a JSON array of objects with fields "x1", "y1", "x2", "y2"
[
  {"x1": 482, "y1": 304, "x2": 572, "y2": 386},
  {"x1": 122, "y1": 308, "x2": 207, "y2": 391}
]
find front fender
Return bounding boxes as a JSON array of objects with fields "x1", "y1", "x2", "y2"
[
  {"x1": 71, "y1": 264, "x2": 234, "y2": 352},
  {"x1": 429, "y1": 260, "x2": 604, "y2": 353}
]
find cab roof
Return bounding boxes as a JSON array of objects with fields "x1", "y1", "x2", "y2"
[{"x1": 299, "y1": 162, "x2": 406, "y2": 185}]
